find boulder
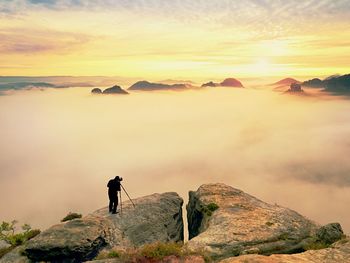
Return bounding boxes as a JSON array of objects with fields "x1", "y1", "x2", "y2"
[
  {"x1": 23, "y1": 192, "x2": 183, "y2": 262},
  {"x1": 219, "y1": 237, "x2": 350, "y2": 263},
  {"x1": 91, "y1": 88, "x2": 102, "y2": 94},
  {"x1": 316, "y1": 223, "x2": 344, "y2": 245},
  {"x1": 187, "y1": 183, "x2": 319, "y2": 260},
  {"x1": 103, "y1": 85, "x2": 128, "y2": 94},
  {"x1": 0, "y1": 240, "x2": 10, "y2": 251},
  {"x1": 0, "y1": 245, "x2": 30, "y2": 263}
]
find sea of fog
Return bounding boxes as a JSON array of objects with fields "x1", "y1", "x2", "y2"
[{"x1": 0, "y1": 87, "x2": 349, "y2": 236}]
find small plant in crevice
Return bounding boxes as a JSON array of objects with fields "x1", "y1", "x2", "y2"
[
  {"x1": 95, "y1": 242, "x2": 212, "y2": 262},
  {"x1": 0, "y1": 220, "x2": 40, "y2": 258},
  {"x1": 61, "y1": 212, "x2": 82, "y2": 222},
  {"x1": 199, "y1": 202, "x2": 219, "y2": 217}
]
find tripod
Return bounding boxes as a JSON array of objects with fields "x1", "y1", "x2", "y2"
[{"x1": 119, "y1": 184, "x2": 135, "y2": 214}]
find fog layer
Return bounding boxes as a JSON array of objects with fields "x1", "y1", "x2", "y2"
[{"x1": 0, "y1": 88, "x2": 349, "y2": 234}]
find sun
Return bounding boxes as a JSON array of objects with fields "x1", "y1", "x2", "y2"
[{"x1": 252, "y1": 58, "x2": 272, "y2": 75}]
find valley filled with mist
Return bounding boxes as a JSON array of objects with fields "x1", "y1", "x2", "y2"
[{"x1": 0, "y1": 85, "x2": 349, "y2": 235}]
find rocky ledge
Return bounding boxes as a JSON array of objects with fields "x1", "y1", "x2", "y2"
[
  {"x1": 1, "y1": 183, "x2": 347, "y2": 263},
  {"x1": 220, "y1": 238, "x2": 350, "y2": 263},
  {"x1": 187, "y1": 183, "x2": 344, "y2": 260},
  {"x1": 3, "y1": 192, "x2": 183, "y2": 262}
]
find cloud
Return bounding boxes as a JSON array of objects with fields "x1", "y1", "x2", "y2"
[
  {"x1": 0, "y1": 28, "x2": 91, "y2": 54},
  {"x1": 1, "y1": 88, "x2": 350, "y2": 235}
]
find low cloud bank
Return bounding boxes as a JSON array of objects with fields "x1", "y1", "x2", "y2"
[{"x1": 0, "y1": 87, "x2": 349, "y2": 234}]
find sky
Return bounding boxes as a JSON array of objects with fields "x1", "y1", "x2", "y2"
[{"x1": 0, "y1": 0, "x2": 350, "y2": 80}]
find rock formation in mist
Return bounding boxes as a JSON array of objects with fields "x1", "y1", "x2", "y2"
[
  {"x1": 91, "y1": 88, "x2": 102, "y2": 94},
  {"x1": 286, "y1": 83, "x2": 304, "y2": 93},
  {"x1": 2, "y1": 183, "x2": 347, "y2": 262},
  {"x1": 220, "y1": 78, "x2": 244, "y2": 88},
  {"x1": 128, "y1": 81, "x2": 190, "y2": 91},
  {"x1": 273, "y1": 78, "x2": 301, "y2": 86},
  {"x1": 302, "y1": 74, "x2": 350, "y2": 93},
  {"x1": 323, "y1": 74, "x2": 350, "y2": 92},
  {"x1": 201, "y1": 81, "x2": 218, "y2": 87},
  {"x1": 102, "y1": 85, "x2": 129, "y2": 94},
  {"x1": 302, "y1": 78, "x2": 324, "y2": 88}
]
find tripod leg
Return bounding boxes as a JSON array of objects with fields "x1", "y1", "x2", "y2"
[
  {"x1": 119, "y1": 191, "x2": 122, "y2": 215},
  {"x1": 121, "y1": 184, "x2": 136, "y2": 208}
]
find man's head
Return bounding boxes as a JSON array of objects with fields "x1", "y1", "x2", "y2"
[{"x1": 115, "y1": 176, "x2": 122, "y2": 181}]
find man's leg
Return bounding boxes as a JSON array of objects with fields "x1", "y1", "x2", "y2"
[
  {"x1": 108, "y1": 194, "x2": 113, "y2": 213},
  {"x1": 115, "y1": 193, "x2": 119, "y2": 212},
  {"x1": 112, "y1": 194, "x2": 118, "y2": 214}
]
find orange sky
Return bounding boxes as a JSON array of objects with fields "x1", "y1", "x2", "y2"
[{"x1": 0, "y1": 0, "x2": 350, "y2": 80}]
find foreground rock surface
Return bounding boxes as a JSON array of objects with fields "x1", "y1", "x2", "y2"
[
  {"x1": 220, "y1": 238, "x2": 350, "y2": 263},
  {"x1": 86, "y1": 255, "x2": 205, "y2": 263},
  {"x1": 187, "y1": 183, "x2": 319, "y2": 260},
  {"x1": 21, "y1": 192, "x2": 183, "y2": 262}
]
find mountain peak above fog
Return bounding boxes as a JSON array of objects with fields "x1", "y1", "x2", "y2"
[
  {"x1": 201, "y1": 77, "x2": 244, "y2": 88},
  {"x1": 128, "y1": 80, "x2": 190, "y2": 91},
  {"x1": 273, "y1": 78, "x2": 301, "y2": 86},
  {"x1": 220, "y1": 78, "x2": 244, "y2": 87}
]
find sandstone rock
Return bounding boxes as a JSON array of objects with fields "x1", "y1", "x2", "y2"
[
  {"x1": 0, "y1": 245, "x2": 30, "y2": 263},
  {"x1": 24, "y1": 192, "x2": 183, "y2": 262},
  {"x1": 316, "y1": 223, "x2": 344, "y2": 245},
  {"x1": 0, "y1": 240, "x2": 10, "y2": 251},
  {"x1": 87, "y1": 255, "x2": 205, "y2": 263},
  {"x1": 187, "y1": 183, "x2": 319, "y2": 260},
  {"x1": 219, "y1": 237, "x2": 350, "y2": 263},
  {"x1": 103, "y1": 85, "x2": 128, "y2": 94},
  {"x1": 91, "y1": 88, "x2": 102, "y2": 94}
]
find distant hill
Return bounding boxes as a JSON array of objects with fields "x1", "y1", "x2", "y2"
[
  {"x1": 0, "y1": 82, "x2": 56, "y2": 90},
  {"x1": 302, "y1": 74, "x2": 350, "y2": 93},
  {"x1": 128, "y1": 81, "x2": 190, "y2": 91},
  {"x1": 201, "y1": 77, "x2": 244, "y2": 88},
  {"x1": 323, "y1": 74, "x2": 350, "y2": 92},
  {"x1": 302, "y1": 78, "x2": 324, "y2": 88},
  {"x1": 220, "y1": 78, "x2": 243, "y2": 87},
  {"x1": 102, "y1": 85, "x2": 128, "y2": 94},
  {"x1": 273, "y1": 78, "x2": 301, "y2": 86}
]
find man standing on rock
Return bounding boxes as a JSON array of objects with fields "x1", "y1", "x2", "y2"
[{"x1": 107, "y1": 176, "x2": 123, "y2": 214}]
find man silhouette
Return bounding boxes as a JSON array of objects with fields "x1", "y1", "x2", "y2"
[{"x1": 107, "y1": 176, "x2": 122, "y2": 214}]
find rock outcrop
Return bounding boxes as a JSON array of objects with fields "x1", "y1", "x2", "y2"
[
  {"x1": 219, "y1": 238, "x2": 350, "y2": 263},
  {"x1": 316, "y1": 223, "x2": 344, "y2": 245},
  {"x1": 187, "y1": 183, "x2": 320, "y2": 260},
  {"x1": 286, "y1": 83, "x2": 304, "y2": 93},
  {"x1": 102, "y1": 85, "x2": 128, "y2": 94},
  {"x1": 91, "y1": 88, "x2": 103, "y2": 94},
  {"x1": 201, "y1": 81, "x2": 218, "y2": 87},
  {"x1": 20, "y1": 192, "x2": 183, "y2": 262}
]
